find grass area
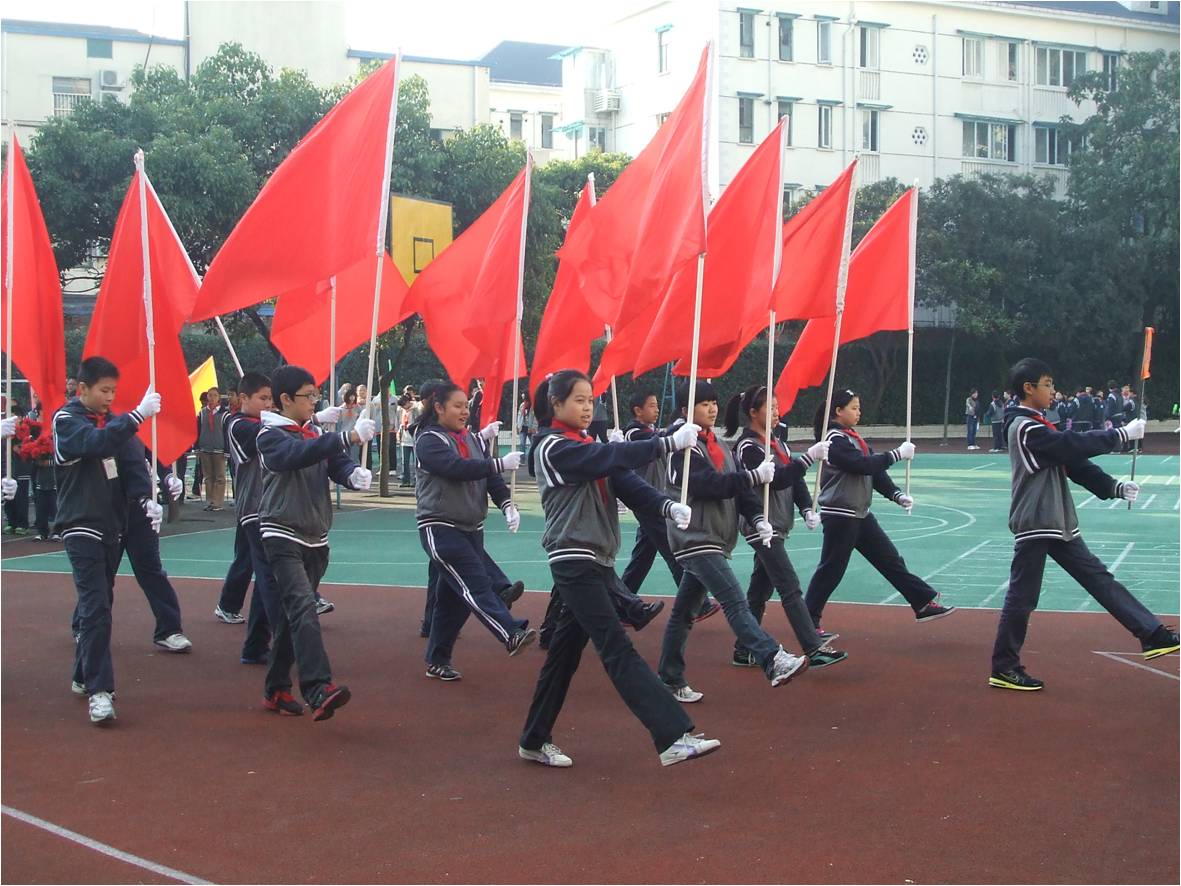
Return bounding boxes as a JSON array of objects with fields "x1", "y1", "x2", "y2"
[{"x1": 3, "y1": 454, "x2": 1177, "y2": 614}]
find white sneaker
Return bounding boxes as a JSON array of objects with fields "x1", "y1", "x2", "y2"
[
  {"x1": 71, "y1": 680, "x2": 86, "y2": 696},
  {"x1": 214, "y1": 606, "x2": 245, "y2": 624},
  {"x1": 518, "y1": 742, "x2": 573, "y2": 768},
  {"x1": 154, "y1": 632, "x2": 193, "y2": 653},
  {"x1": 88, "y1": 691, "x2": 116, "y2": 724},
  {"x1": 769, "y1": 647, "x2": 807, "y2": 687},
  {"x1": 670, "y1": 684, "x2": 704, "y2": 704},
  {"x1": 659, "y1": 732, "x2": 721, "y2": 767},
  {"x1": 315, "y1": 598, "x2": 336, "y2": 616}
]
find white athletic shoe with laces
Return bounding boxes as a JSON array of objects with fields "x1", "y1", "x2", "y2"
[
  {"x1": 519, "y1": 742, "x2": 573, "y2": 767},
  {"x1": 769, "y1": 647, "x2": 807, "y2": 687},
  {"x1": 659, "y1": 732, "x2": 721, "y2": 767},
  {"x1": 154, "y1": 633, "x2": 193, "y2": 653},
  {"x1": 670, "y1": 684, "x2": 704, "y2": 704},
  {"x1": 88, "y1": 691, "x2": 116, "y2": 724}
]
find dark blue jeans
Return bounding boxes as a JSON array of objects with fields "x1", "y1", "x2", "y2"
[
  {"x1": 743, "y1": 536, "x2": 821, "y2": 655},
  {"x1": 966, "y1": 416, "x2": 979, "y2": 446},
  {"x1": 620, "y1": 515, "x2": 684, "y2": 595},
  {"x1": 67, "y1": 535, "x2": 120, "y2": 694}
]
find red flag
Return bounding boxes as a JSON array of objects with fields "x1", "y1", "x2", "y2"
[
  {"x1": 1140, "y1": 327, "x2": 1154, "y2": 380},
  {"x1": 775, "y1": 188, "x2": 915, "y2": 413},
  {"x1": 1, "y1": 134, "x2": 66, "y2": 412},
  {"x1": 270, "y1": 253, "x2": 411, "y2": 385},
  {"x1": 590, "y1": 297, "x2": 662, "y2": 395},
  {"x1": 190, "y1": 59, "x2": 398, "y2": 321},
  {"x1": 627, "y1": 119, "x2": 787, "y2": 381},
  {"x1": 407, "y1": 164, "x2": 531, "y2": 410},
  {"x1": 529, "y1": 178, "x2": 598, "y2": 399},
  {"x1": 558, "y1": 44, "x2": 711, "y2": 330},
  {"x1": 84, "y1": 170, "x2": 201, "y2": 465}
]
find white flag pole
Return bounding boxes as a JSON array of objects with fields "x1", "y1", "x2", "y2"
[
  {"x1": 904, "y1": 182, "x2": 919, "y2": 506},
  {"x1": 361, "y1": 53, "x2": 401, "y2": 468},
  {"x1": 213, "y1": 316, "x2": 244, "y2": 378},
  {"x1": 509, "y1": 153, "x2": 534, "y2": 500},
  {"x1": 812, "y1": 157, "x2": 859, "y2": 503},
  {"x1": 133, "y1": 149, "x2": 158, "y2": 485},
  {"x1": 5, "y1": 130, "x2": 15, "y2": 480},
  {"x1": 329, "y1": 275, "x2": 338, "y2": 406},
  {"x1": 763, "y1": 116, "x2": 789, "y2": 518}
]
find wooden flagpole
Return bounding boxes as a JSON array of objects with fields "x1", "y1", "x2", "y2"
[
  {"x1": 904, "y1": 182, "x2": 919, "y2": 506},
  {"x1": 213, "y1": 316, "x2": 244, "y2": 378},
  {"x1": 133, "y1": 149, "x2": 158, "y2": 485},
  {"x1": 5, "y1": 130, "x2": 14, "y2": 480},
  {"x1": 329, "y1": 275, "x2": 338, "y2": 406},
  {"x1": 763, "y1": 115, "x2": 789, "y2": 517},
  {"x1": 1128, "y1": 325, "x2": 1152, "y2": 510},
  {"x1": 509, "y1": 153, "x2": 534, "y2": 499}
]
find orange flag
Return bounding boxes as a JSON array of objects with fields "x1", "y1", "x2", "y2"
[{"x1": 1140, "y1": 327, "x2": 1154, "y2": 380}]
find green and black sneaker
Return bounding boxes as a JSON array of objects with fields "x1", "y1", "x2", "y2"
[
  {"x1": 808, "y1": 645, "x2": 848, "y2": 669},
  {"x1": 1142, "y1": 625, "x2": 1180, "y2": 660},
  {"x1": 730, "y1": 648, "x2": 759, "y2": 668},
  {"x1": 988, "y1": 667, "x2": 1044, "y2": 691}
]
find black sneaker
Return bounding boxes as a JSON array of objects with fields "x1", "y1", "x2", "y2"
[
  {"x1": 808, "y1": 645, "x2": 848, "y2": 669},
  {"x1": 425, "y1": 663, "x2": 462, "y2": 681},
  {"x1": 988, "y1": 667, "x2": 1044, "y2": 691},
  {"x1": 623, "y1": 600, "x2": 665, "y2": 632},
  {"x1": 309, "y1": 683, "x2": 351, "y2": 721},
  {"x1": 730, "y1": 649, "x2": 758, "y2": 668},
  {"x1": 507, "y1": 627, "x2": 537, "y2": 657},
  {"x1": 693, "y1": 599, "x2": 722, "y2": 623},
  {"x1": 1142, "y1": 625, "x2": 1180, "y2": 660},
  {"x1": 419, "y1": 624, "x2": 432, "y2": 639},
  {"x1": 500, "y1": 580, "x2": 525, "y2": 608},
  {"x1": 816, "y1": 628, "x2": 840, "y2": 644},
  {"x1": 263, "y1": 689, "x2": 304, "y2": 716},
  {"x1": 916, "y1": 600, "x2": 956, "y2": 622}
]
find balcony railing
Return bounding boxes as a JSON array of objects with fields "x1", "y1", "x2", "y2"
[
  {"x1": 52, "y1": 92, "x2": 88, "y2": 117},
  {"x1": 857, "y1": 69, "x2": 880, "y2": 102}
]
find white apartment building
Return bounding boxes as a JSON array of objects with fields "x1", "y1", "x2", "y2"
[{"x1": 560, "y1": 0, "x2": 1178, "y2": 198}]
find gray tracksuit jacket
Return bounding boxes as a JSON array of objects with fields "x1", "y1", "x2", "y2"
[
  {"x1": 816, "y1": 427, "x2": 908, "y2": 519},
  {"x1": 666, "y1": 431, "x2": 765, "y2": 560},
  {"x1": 414, "y1": 426, "x2": 514, "y2": 533},
  {"x1": 732, "y1": 430, "x2": 815, "y2": 541}
]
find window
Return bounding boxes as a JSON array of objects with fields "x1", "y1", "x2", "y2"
[
  {"x1": 778, "y1": 17, "x2": 794, "y2": 61},
  {"x1": 656, "y1": 112, "x2": 670, "y2": 126},
  {"x1": 738, "y1": 97, "x2": 754, "y2": 144},
  {"x1": 962, "y1": 37, "x2": 984, "y2": 78},
  {"x1": 859, "y1": 26, "x2": 880, "y2": 70},
  {"x1": 860, "y1": 108, "x2": 879, "y2": 152},
  {"x1": 961, "y1": 120, "x2": 1016, "y2": 161},
  {"x1": 817, "y1": 20, "x2": 832, "y2": 64},
  {"x1": 818, "y1": 105, "x2": 833, "y2": 148},
  {"x1": 588, "y1": 126, "x2": 607, "y2": 152},
  {"x1": 1102, "y1": 52, "x2": 1118, "y2": 90},
  {"x1": 86, "y1": 38, "x2": 113, "y2": 59},
  {"x1": 657, "y1": 29, "x2": 669, "y2": 73},
  {"x1": 509, "y1": 112, "x2": 523, "y2": 140},
  {"x1": 1003, "y1": 41, "x2": 1020, "y2": 81},
  {"x1": 739, "y1": 11, "x2": 755, "y2": 58},
  {"x1": 51, "y1": 76, "x2": 91, "y2": 117},
  {"x1": 1036, "y1": 47, "x2": 1086, "y2": 87},
  {"x1": 777, "y1": 99, "x2": 794, "y2": 145},
  {"x1": 541, "y1": 114, "x2": 554, "y2": 149},
  {"x1": 1034, "y1": 125, "x2": 1078, "y2": 165}
]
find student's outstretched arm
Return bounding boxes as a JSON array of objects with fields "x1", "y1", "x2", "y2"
[
  {"x1": 872, "y1": 468, "x2": 909, "y2": 506},
  {"x1": 257, "y1": 426, "x2": 351, "y2": 473},
  {"x1": 669, "y1": 447, "x2": 759, "y2": 501},
  {"x1": 1066, "y1": 461, "x2": 1122, "y2": 500},
  {"x1": 792, "y1": 462, "x2": 815, "y2": 513},
  {"x1": 825, "y1": 434, "x2": 898, "y2": 476},
  {"x1": 735, "y1": 438, "x2": 810, "y2": 490},
  {"x1": 534, "y1": 434, "x2": 671, "y2": 486},
  {"x1": 612, "y1": 468, "x2": 676, "y2": 523},
  {"x1": 1015, "y1": 422, "x2": 1129, "y2": 470},
  {"x1": 486, "y1": 441, "x2": 514, "y2": 511},
  {"x1": 53, "y1": 409, "x2": 143, "y2": 463},
  {"x1": 415, "y1": 431, "x2": 504, "y2": 481}
]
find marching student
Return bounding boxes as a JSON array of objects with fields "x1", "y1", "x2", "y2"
[
  {"x1": 53, "y1": 356, "x2": 161, "y2": 724},
  {"x1": 722, "y1": 385, "x2": 847, "y2": 670},
  {"x1": 414, "y1": 382, "x2": 536, "y2": 680},
  {"x1": 658, "y1": 380, "x2": 807, "y2": 703},
  {"x1": 989, "y1": 358, "x2": 1178, "y2": 690},
  {"x1": 520, "y1": 369, "x2": 721, "y2": 769},
  {"x1": 255, "y1": 365, "x2": 375, "y2": 721},
  {"x1": 803, "y1": 389, "x2": 955, "y2": 637}
]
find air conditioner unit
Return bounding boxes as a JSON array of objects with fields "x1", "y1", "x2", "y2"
[
  {"x1": 99, "y1": 70, "x2": 125, "y2": 90},
  {"x1": 593, "y1": 88, "x2": 622, "y2": 113}
]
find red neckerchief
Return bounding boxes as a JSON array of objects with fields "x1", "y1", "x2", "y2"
[
  {"x1": 450, "y1": 430, "x2": 471, "y2": 458},
  {"x1": 93, "y1": 411, "x2": 107, "y2": 429},
  {"x1": 699, "y1": 429, "x2": 726, "y2": 471},
  {"x1": 207, "y1": 407, "x2": 218, "y2": 432},
  {"x1": 552, "y1": 420, "x2": 609, "y2": 505},
  {"x1": 844, "y1": 427, "x2": 870, "y2": 456},
  {"x1": 1026, "y1": 411, "x2": 1057, "y2": 430},
  {"x1": 754, "y1": 432, "x2": 789, "y2": 465},
  {"x1": 279, "y1": 420, "x2": 318, "y2": 440}
]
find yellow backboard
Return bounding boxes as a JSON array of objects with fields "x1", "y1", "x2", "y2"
[{"x1": 389, "y1": 194, "x2": 454, "y2": 285}]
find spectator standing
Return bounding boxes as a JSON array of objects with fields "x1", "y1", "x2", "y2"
[
  {"x1": 964, "y1": 389, "x2": 981, "y2": 449},
  {"x1": 1104, "y1": 380, "x2": 1124, "y2": 429},
  {"x1": 983, "y1": 391, "x2": 1007, "y2": 452},
  {"x1": 197, "y1": 386, "x2": 228, "y2": 511},
  {"x1": 516, "y1": 394, "x2": 536, "y2": 452}
]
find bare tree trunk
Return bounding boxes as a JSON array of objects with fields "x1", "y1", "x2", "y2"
[
  {"x1": 941, "y1": 327, "x2": 957, "y2": 443},
  {"x1": 375, "y1": 318, "x2": 419, "y2": 497},
  {"x1": 239, "y1": 308, "x2": 283, "y2": 361},
  {"x1": 379, "y1": 387, "x2": 391, "y2": 497}
]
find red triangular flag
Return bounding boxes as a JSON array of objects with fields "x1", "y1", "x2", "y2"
[
  {"x1": 590, "y1": 297, "x2": 662, "y2": 395},
  {"x1": 270, "y1": 253, "x2": 411, "y2": 386},
  {"x1": 558, "y1": 44, "x2": 711, "y2": 330},
  {"x1": 84, "y1": 168, "x2": 201, "y2": 465},
  {"x1": 529, "y1": 178, "x2": 598, "y2": 399},
  {"x1": 775, "y1": 187, "x2": 915, "y2": 413},
  {"x1": 190, "y1": 59, "x2": 398, "y2": 321},
  {"x1": 1, "y1": 134, "x2": 66, "y2": 413}
]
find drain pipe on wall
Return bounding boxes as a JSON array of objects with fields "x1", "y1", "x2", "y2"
[
  {"x1": 931, "y1": 14, "x2": 938, "y2": 184},
  {"x1": 844, "y1": 4, "x2": 856, "y2": 165}
]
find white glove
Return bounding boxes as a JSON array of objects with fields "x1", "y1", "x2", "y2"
[
  {"x1": 315, "y1": 405, "x2": 342, "y2": 425},
  {"x1": 165, "y1": 474, "x2": 183, "y2": 501},
  {"x1": 1119, "y1": 481, "x2": 1140, "y2": 502},
  {"x1": 349, "y1": 467, "x2": 373, "y2": 491},
  {"x1": 136, "y1": 390, "x2": 161, "y2": 418},
  {"x1": 0, "y1": 416, "x2": 16, "y2": 438},
  {"x1": 806, "y1": 440, "x2": 830, "y2": 462},
  {"x1": 1123, "y1": 418, "x2": 1146, "y2": 441},
  {"x1": 669, "y1": 422, "x2": 702, "y2": 451},
  {"x1": 479, "y1": 421, "x2": 502, "y2": 443},
  {"x1": 755, "y1": 518, "x2": 774, "y2": 547},
  {"x1": 504, "y1": 503, "x2": 521, "y2": 533},
  {"x1": 352, "y1": 417, "x2": 377, "y2": 443},
  {"x1": 803, "y1": 508, "x2": 821, "y2": 531},
  {"x1": 142, "y1": 499, "x2": 163, "y2": 533},
  {"x1": 668, "y1": 502, "x2": 692, "y2": 530},
  {"x1": 752, "y1": 459, "x2": 776, "y2": 484},
  {"x1": 897, "y1": 493, "x2": 914, "y2": 511},
  {"x1": 607, "y1": 427, "x2": 625, "y2": 443},
  {"x1": 895, "y1": 441, "x2": 916, "y2": 461},
  {"x1": 498, "y1": 451, "x2": 524, "y2": 472},
  {"x1": 1, "y1": 477, "x2": 16, "y2": 501}
]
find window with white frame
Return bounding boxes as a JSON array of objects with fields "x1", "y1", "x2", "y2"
[
  {"x1": 589, "y1": 126, "x2": 607, "y2": 152},
  {"x1": 1036, "y1": 47, "x2": 1087, "y2": 87},
  {"x1": 52, "y1": 76, "x2": 91, "y2": 117},
  {"x1": 1102, "y1": 52, "x2": 1118, "y2": 90},
  {"x1": 817, "y1": 20, "x2": 832, "y2": 64},
  {"x1": 656, "y1": 112, "x2": 670, "y2": 126},
  {"x1": 777, "y1": 99, "x2": 794, "y2": 145},
  {"x1": 962, "y1": 37, "x2": 984, "y2": 78},
  {"x1": 738, "y1": 97, "x2": 754, "y2": 144},
  {"x1": 739, "y1": 11, "x2": 755, "y2": 58},
  {"x1": 1001, "y1": 40, "x2": 1020, "y2": 81},
  {"x1": 509, "y1": 112, "x2": 523, "y2": 140},
  {"x1": 818, "y1": 105, "x2": 833, "y2": 148},
  {"x1": 1034, "y1": 125, "x2": 1077, "y2": 165},
  {"x1": 541, "y1": 114, "x2": 554, "y2": 149},
  {"x1": 859, "y1": 26, "x2": 880, "y2": 70},
  {"x1": 961, "y1": 120, "x2": 1016, "y2": 161},
  {"x1": 860, "y1": 108, "x2": 880, "y2": 152},
  {"x1": 778, "y1": 17, "x2": 794, "y2": 61},
  {"x1": 657, "y1": 29, "x2": 669, "y2": 73}
]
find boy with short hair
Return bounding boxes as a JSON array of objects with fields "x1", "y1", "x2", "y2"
[
  {"x1": 53, "y1": 356, "x2": 161, "y2": 723},
  {"x1": 255, "y1": 365, "x2": 375, "y2": 720},
  {"x1": 197, "y1": 386, "x2": 227, "y2": 510},
  {"x1": 989, "y1": 357, "x2": 1178, "y2": 691}
]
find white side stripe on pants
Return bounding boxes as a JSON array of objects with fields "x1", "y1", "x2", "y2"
[{"x1": 423, "y1": 526, "x2": 511, "y2": 643}]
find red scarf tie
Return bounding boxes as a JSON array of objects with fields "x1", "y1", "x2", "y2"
[
  {"x1": 280, "y1": 421, "x2": 318, "y2": 440},
  {"x1": 844, "y1": 427, "x2": 870, "y2": 456},
  {"x1": 699, "y1": 429, "x2": 726, "y2": 471},
  {"x1": 207, "y1": 408, "x2": 217, "y2": 432},
  {"x1": 756, "y1": 432, "x2": 789, "y2": 465},
  {"x1": 450, "y1": 430, "x2": 471, "y2": 458},
  {"x1": 553, "y1": 420, "x2": 610, "y2": 505}
]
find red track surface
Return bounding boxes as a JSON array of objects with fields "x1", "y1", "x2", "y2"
[{"x1": 2, "y1": 571, "x2": 1177, "y2": 884}]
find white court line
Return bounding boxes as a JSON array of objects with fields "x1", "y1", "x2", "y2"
[
  {"x1": 1140, "y1": 494, "x2": 1157, "y2": 510},
  {"x1": 1077, "y1": 495, "x2": 1096, "y2": 509},
  {"x1": 1079, "y1": 542, "x2": 1137, "y2": 611},
  {"x1": 966, "y1": 462, "x2": 995, "y2": 472},
  {"x1": 979, "y1": 578, "x2": 1010, "y2": 608},
  {"x1": 1091, "y1": 651, "x2": 1180, "y2": 682},
  {"x1": 1107, "y1": 499, "x2": 1124, "y2": 509},
  {"x1": 1, "y1": 805, "x2": 211, "y2": 884},
  {"x1": 879, "y1": 538, "x2": 993, "y2": 604}
]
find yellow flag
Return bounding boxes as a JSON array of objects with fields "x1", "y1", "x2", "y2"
[{"x1": 188, "y1": 357, "x2": 219, "y2": 414}]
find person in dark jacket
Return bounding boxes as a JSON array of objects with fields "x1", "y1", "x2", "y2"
[
  {"x1": 53, "y1": 356, "x2": 161, "y2": 725},
  {"x1": 988, "y1": 358, "x2": 1177, "y2": 690},
  {"x1": 1070, "y1": 386, "x2": 1095, "y2": 433},
  {"x1": 196, "y1": 387, "x2": 228, "y2": 510},
  {"x1": 1103, "y1": 380, "x2": 1124, "y2": 429},
  {"x1": 984, "y1": 391, "x2": 1007, "y2": 451}
]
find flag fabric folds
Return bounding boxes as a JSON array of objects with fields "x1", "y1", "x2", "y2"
[
  {"x1": 84, "y1": 170, "x2": 201, "y2": 465},
  {"x1": 775, "y1": 187, "x2": 915, "y2": 413},
  {"x1": 190, "y1": 59, "x2": 399, "y2": 321},
  {"x1": 188, "y1": 356, "x2": 219, "y2": 415},
  {"x1": 1, "y1": 134, "x2": 66, "y2": 412}
]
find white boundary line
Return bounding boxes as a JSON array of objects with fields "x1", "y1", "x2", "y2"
[
  {"x1": 879, "y1": 538, "x2": 992, "y2": 604},
  {"x1": 965, "y1": 461, "x2": 995, "y2": 472},
  {"x1": 1091, "y1": 651, "x2": 1180, "y2": 682},
  {"x1": 1, "y1": 805, "x2": 211, "y2": 884},
  {"x1": 1078, "y1": 542, "x2": 1134, "y2": 611}
]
